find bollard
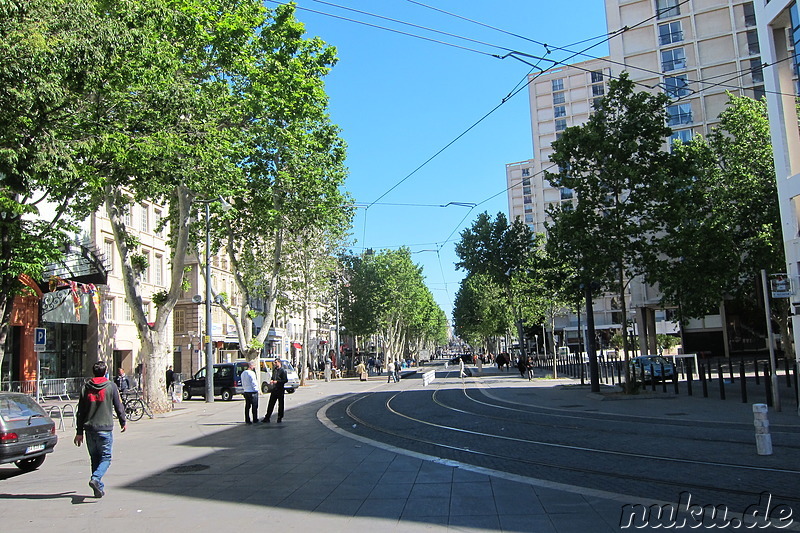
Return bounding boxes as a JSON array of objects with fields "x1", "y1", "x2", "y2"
[
  {"x1": 687, "y1": 367, "x2": 693, "y2": 396},
  {"x1": 765, "y1": 362, "x2": 773, "y2": 407},
  {"x1": 740, "y1": 360, "x2": 748, "y2": 404},
  {"x1": 718, "y1": 362, "x2": 726, "y2": 400},
  {"x1": 661, "y1": 362, "x2": 668, "y2": 393},
  {"x1": 753, "y1": 403, "x2": 773, "y2": 456},
  {"x1": 785, "y1": 357, "x2": 791, "y2": 388},
  {"x1": 700, "y1": 363, "x2": 708, "y2": 398},
  {"x1": 754, "y1": 357, "x2": 760, "y2": 385}
]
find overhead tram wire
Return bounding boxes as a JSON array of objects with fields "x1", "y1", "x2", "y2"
[{"x1": 265, "y1": 0, "x2": 501, "y2": 58}]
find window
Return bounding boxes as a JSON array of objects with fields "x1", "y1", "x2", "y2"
[
  {"x1": 174, "y1": 309, "x2": 185, "y2": 333},
  {"x1": 658, "y1": 21, "x2": 683, "y2": 45},
  {"x1": 140, "y1": 204, "x2": 149, "y2": 233},
  {"x1": 656, "y1": 0, "x2": 680, "y2": 19},
  {"x1": 523, "y1": 196, "x2": 532, "y2": 205},
  {"x1": 750, "y1": 58, "x2": 763, "y2": 83},
  {"x1": 743, "y1": 2, "x2": 756, "y2": 27},
  {"x1": 752, "y1": 85, "x2": 765, "y2": 100},
  {"x1": 552, "y1": 78, "x2": 564, "y2": 91},
  {"x1": 590, "y1": 70, "x2": 604, "y2": 83},
  {"x1": 554, "y1": 105, "x2": 566, "y2": 118},
  {"x1": 661, "y1": 48, "x2": 686, "y2": 72},
  {"x1": 522, "y1": 177, "x2": 531, "y2": 186},
  {"x1": 142, "y1": 250, "x2": 150, "y2": 283},
  {"x1": 523, "y1": 186, "x2": 532, "y2": 195},
  {"x1": 155, "y1": 254, "x2": 163, "y2": 286},
  {"x1": 746, "y1": 30, "x2": 760, "y2": 55},
  {"x1": 560, "y1": 188, "x2": 574, "y2": 200},
  {"x1": 103, "y1": 239, "x2": 114, "y2": 272},
  {"x1": 667, "y1": 103, "x2": 692, "y2": 125},
  {"x1": 154, "y1": 209, "x2": 163, "y2": 237},
  {"x1": 669, "y1": 129, "x2": 693, "y2": 145},
  {"x1": 123, "y1": 203, "x2": 132, "y2": 226},
  {"x1": 524, "y1": 214, "x2": 534, "y2": 223},
  {"x1": 124, "y1": 301, "x2": 132, "y2": 321},
  {"x1": 524, "y1": 204, "x2": 533, "y2": 213},
  {"x1": 555, "y1": 132, "x2": 563, "y2": 140},
  {"x1": 664, "y1": 75, "x2": 690, "y2": 98},
  {"x1": 103, "y1": 298, "x2": 114, "y2": 321},
  {"x1": 592, "y1": 84, "x2": 605, "y2": 96},
  {"x1": 553, "y1": 91, "x2": 565, "y2": 105},
  {"x1": 592, "y1": 97, "x2": 604, "y2": 109},
  {"x1": 555, "y1": 119, "x2": 567, "y2": 131},
  {"x1": 522, "y1": 168, "x2": 530, "y2": 177}
]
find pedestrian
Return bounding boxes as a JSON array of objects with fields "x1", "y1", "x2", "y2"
[
  {"x1": 387, "y1": 360, "x2": 396, "y2": 383},
  {"x1": 241, "y1": 361, "x2": 259, "y2": 425},
  {"x1": 355, "y1": 360, "x2": 368, "y2": 381},
  {"x1": 459, "y1": 358, "x2": 465, "y2": 378},
  {"x1": 394, "y1": 360, "x2": 401, "y2": 382},
  {"x1": 134, "y1": 362, "x2": 143, "y2": 388},
  {"x1": 165, "y1": 365, "x2": 174, "y2": 393},
  {"x1": 114, "y1": 367, "x2": 131, "y2": 393},
  {"x1": 74, "y1": 360, "x2": 127, "y2": 499},
  {"x1": 263, "y1": 358, "x2": 288, "y2": 423}
]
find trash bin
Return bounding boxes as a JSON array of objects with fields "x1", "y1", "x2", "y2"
[{"x1": 172, "y1": 382, "x2": 183, "y2": 403}]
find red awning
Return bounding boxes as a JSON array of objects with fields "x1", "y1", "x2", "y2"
[{"x1": 292, "y1": 342, "x2": 302, "y2": 349}]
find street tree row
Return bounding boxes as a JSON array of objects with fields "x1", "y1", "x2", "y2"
[
  {"x1": 0, "y1": 0, "x2": 351, "y2": 411},
  {"x1": 338, "y1": 249, "x2": 449, "y2": 366}
]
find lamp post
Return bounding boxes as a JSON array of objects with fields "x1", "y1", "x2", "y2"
[
  {"x1": 197, "y1": 196, "x2": 232, "y2": 403},
  {"x1": 204, "y1": 202, "x2": 214, "y2": 403}
]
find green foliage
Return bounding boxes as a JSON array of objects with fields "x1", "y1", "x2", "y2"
[
  {"x1": 130, "y1": 253, "x2": 149, "y2": 273},
  {"x1": 654, "y1": 95, "x2": 782, "y2": 321},
  {"x1": 656, "y1": 334, "x2": 680, "y2": 351},
  {"x1": 152, "y1": 290, "x2": 169, "y2": 308}
]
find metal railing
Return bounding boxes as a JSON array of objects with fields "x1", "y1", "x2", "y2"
[{"x1": 0, "y1": 377, "x2": 87, "y2": 400}]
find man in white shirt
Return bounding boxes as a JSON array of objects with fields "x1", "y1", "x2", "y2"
[{"x1": 241, "y1": 361, "x2": 259, "y2": 424}]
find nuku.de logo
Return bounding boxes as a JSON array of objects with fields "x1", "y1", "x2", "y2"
[{"x1": 619, "y1": 492, "x2": 794, "y2": 529}]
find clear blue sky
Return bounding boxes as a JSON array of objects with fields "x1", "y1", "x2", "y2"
[{"x1": 285, "y1": 0, "x2": 609, "y2": 319}]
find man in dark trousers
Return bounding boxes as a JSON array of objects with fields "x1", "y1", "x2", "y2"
[
  {"x1": 74, "y1": 360, "x2": 127, "y2": 498},
  {"x1": 262, "y1": 359, "x2": 288, "y2": 423}
]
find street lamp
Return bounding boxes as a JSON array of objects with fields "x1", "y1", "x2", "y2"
[{"x1": 198, "y1": 197, "x2": 232, "y2": 403}]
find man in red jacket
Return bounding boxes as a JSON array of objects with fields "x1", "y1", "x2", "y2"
[{"x1": 74, "y1": 360, "x2": 127, "y2": 498}]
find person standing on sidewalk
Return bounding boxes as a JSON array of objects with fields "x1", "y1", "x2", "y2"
[
  {"x1": 387, "y1": 360, "x2": 396, "y2": 383},
  {"x1": 241, "y1": 361, "x2": 259, "y2": 425},
  {"x1": 74, "y1": 360, "x2": 127, "y2": 499},
  {"x1": 263, "y1": 358, "x2": 288, "y2": 423}
]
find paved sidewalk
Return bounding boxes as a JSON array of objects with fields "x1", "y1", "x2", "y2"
[{"x1": 1, "y1": 364, "x2": 798, "y2": 532}]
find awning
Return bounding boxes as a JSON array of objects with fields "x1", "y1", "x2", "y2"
[{"x1": 292, "y1": 342, "x2": 302, "y2": 349}]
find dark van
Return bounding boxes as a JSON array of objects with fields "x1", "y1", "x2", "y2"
[{"x1": 181, "y1": 361, "x2": 249, "y2": 401}]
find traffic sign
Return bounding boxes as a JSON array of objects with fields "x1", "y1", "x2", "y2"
[{"x1": 34, "y1": 328, "x2": 46, "y2": 352}]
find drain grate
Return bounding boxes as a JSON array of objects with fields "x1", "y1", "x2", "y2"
[{"x1": 167, "y1": 464, "x2": 210, "y2": 474}]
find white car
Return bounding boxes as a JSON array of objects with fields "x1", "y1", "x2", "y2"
[{"x1": 259, "y1": 358, "x2": 300, "y2": 394}]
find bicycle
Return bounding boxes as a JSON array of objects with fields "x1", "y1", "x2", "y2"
[{"x1": 120, "y1": 389, "x2": 153, "y2": 421}]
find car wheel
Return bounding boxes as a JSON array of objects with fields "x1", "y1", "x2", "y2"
[
  {"x1": 221, "y1": 388, "x2": 233, "y2": 401},
  {"x1": 15, "y1": 455, "x2": 45, "y2": 472},
  {"x1": 182, "y1": 389, "x2": 191, "y2": 401},
  {"x1": 261, "y1": 383, "x2": 270, "y2": 394},
  {"x1": 286, "y1": 388, "x2": 295, "y2": 394}
]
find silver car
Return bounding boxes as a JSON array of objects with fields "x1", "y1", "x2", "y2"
[
  {"x1": 259, "y1": 358, "x2": 301, "y2": 394},
  {"x1": 0, "y1": 392, "x2": 58, "y2": 472}
]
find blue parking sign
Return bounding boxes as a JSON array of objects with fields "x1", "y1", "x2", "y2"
[{"x1": 34, "y1": 328, "x2": 46, "y2": 347}]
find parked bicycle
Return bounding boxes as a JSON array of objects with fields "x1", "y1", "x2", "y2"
[{"x1": 119, "y1": 390, "x2": 152, "y2": 421}]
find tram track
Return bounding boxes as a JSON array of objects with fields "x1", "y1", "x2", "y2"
[{"x1": 328, "y1": 382, "x2": 800, "y2": 509}]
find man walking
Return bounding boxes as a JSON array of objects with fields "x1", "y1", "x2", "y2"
[
  {"x1": 241, "y1": 361, "x2": 259, "y2": 425},
  {"x1": 74, "y1": 360, "x2": 127, "y2": 498},
  {"x1": 263, "y1": 359, "x2": 288, "y2": 423}
]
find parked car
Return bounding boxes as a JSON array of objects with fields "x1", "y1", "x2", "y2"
[
  {"x1": 629, "y1": 355, "x2": 676, "y2": 380},
  {"x1": 0, "y1": 392, "x2": 58, "y2": 472},
  {"x1": 259, "y1": 358, "x2": 300, "y2": 394},
  {"x1": 182, "y1": 361, "x2": 249, "y2": 401}
]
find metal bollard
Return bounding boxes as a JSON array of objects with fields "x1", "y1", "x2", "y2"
[
  {"x1": 753, "y1": 403, "x2": 773, "y2": 455},
  {"x1": 740, "y1": 360, "x2": 747, "y2": 404}
]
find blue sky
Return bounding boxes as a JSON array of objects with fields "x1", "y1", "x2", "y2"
[{"x1": 284, "y1": 0, "x2": 610, "y2": 319}]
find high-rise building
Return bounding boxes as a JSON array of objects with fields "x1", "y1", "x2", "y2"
[{"x1": 508, "y1": 0, "x2": 768, "y2": 354}]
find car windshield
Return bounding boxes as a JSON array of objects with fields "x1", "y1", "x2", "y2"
[
  {"x1": 281, "y1": 361, "x2": 294, "y2": 371},
  {"x1": 0, "y1": 395, "x2": 45, "y2": 422},
  {"x1": 641, "y1": 356, "x2": 671, "y2": 365}
]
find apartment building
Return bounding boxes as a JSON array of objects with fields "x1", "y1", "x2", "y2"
[
  {"x1": 756, "y1": 0, "x2": 800, "y2": 377},
  {"x1": 508, "y1": 0, "x2": 766, "y2": 354}
]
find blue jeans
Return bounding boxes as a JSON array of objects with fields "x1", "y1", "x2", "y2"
[{"x1": 86, "y1": 431, "x2": 113, "y2": 491}]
